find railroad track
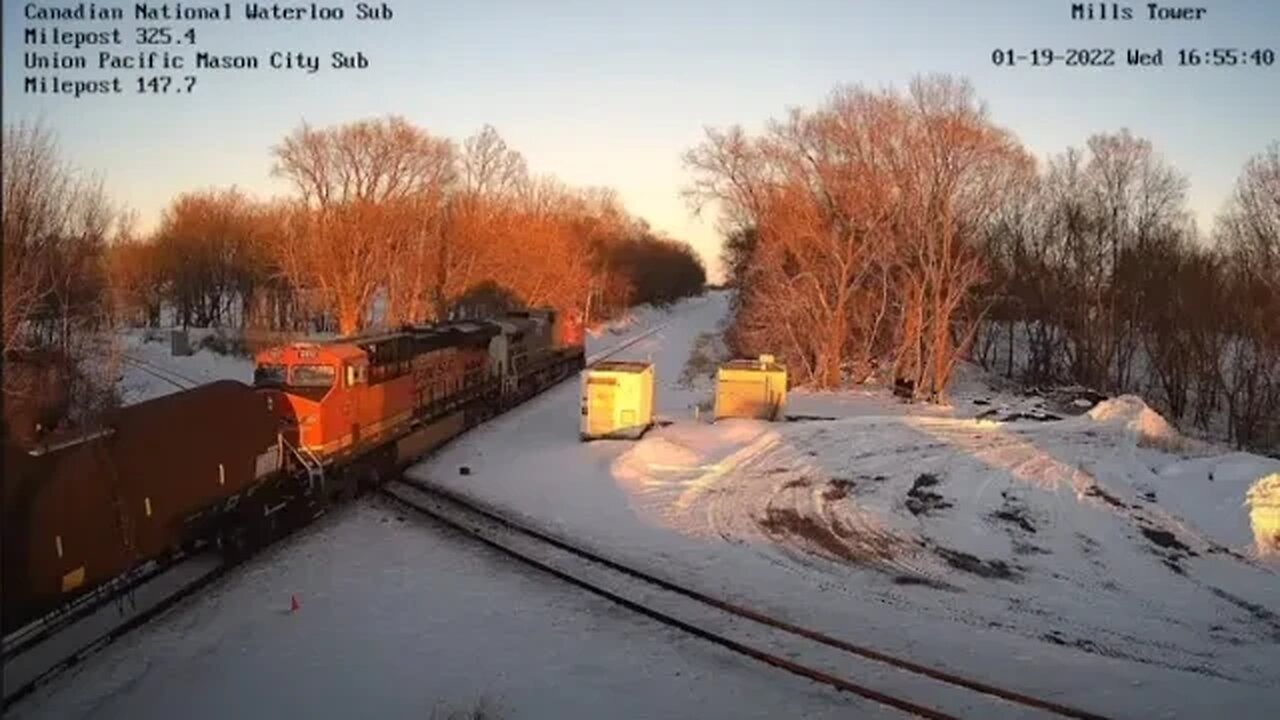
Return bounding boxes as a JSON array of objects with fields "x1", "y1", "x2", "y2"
[
  {"x1": 584, "y1": 293, "x2": 713, "y2": 365},
  {"x1": 382, "y1": 478, "x2": 1112, "y2": 720},
  {"x1": 122, "y1": 354, "x2": 201, "y2": 390},
  {"x1": 2, "y1": 555, "x2": 228, "y2": 709},
  {"x1": 586, "y1": 318, "x2": 670, "y2": 364},
  {"x1": 3, "y1": 558, "x2": 181, "y2": 660}
]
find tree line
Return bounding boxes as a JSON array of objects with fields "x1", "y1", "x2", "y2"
[
  {"x1": 2, "y1": 118, "x2": 705, "y2": 442},
  {"x1": 691, "y1": 75, "x2": 1278, "y2": 453},
  {"x1": 107, "y1": 119, "x2": 705, "y2": 336}
]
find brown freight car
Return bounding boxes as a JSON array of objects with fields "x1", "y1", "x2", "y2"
[{"x1": 2, "y1": 380, "x2": 284, "y2": 633}]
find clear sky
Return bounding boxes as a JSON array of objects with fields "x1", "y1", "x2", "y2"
[{"x1": 4, "y1": 1, "x2": 1278, "y2": 281}]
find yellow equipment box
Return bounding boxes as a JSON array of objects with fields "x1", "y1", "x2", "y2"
[
  {"x1": 1249, "y1": 473, "x2": 1280, "y2": 556},
  {"x1": 715, "y1": 355, "x2": 787, "y2": 421},
  {"x1": 580, "y1": 361, "x2": 655, "y2": 440}
]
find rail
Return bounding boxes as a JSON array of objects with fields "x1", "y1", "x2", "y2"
[
  {"x1": 1, "y1": 556, "x2": 228, "y2": 710},
  {"x1": 121, "y1": 355, "x2": 200, "y2": 391},
  {"x1": 383, "y1": 477, "x2": 1112, "y2": 720},
  {"x1": 585, "y1": 314, "x2": 677, "y2": 365},
  {"x1": 3, "y1": 558, "x2": 167, "y2": 658}
]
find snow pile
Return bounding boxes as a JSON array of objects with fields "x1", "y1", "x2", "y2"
[
  {"x1": 612, "y1": 436, "x2": 706, "y2": 490},
  {"x1": 1085, "y1": 395, "x2": 1191, "y2": 452},
  {"x1": 1248, "y1": 473, "x2": 1280, "y2": 557}
]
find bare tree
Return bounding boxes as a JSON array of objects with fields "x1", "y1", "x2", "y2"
[
  {"x1": 686, "y1": 103, "x2": 898, "y2": 387},
  {"x1": 150, "y1": 188, "x2": 272, "y2": 328},
  {"x1": 891, "y1": 76, "x2": 1035, "y2": 400},
  {"x1": 2, "y1": 121, "x2": 119, "y2": 441},
  {"x1": 1033, "y1": 131, "x2": 1192, "y2": 391},
  {"x1": 271, "y1": 116, "x2": 456, "y2": 334},
  {"x1": 686, "y1": 76, "x2": 1031, "y2": 397},
  {"x1": 1215, "y1": 143, "x2": 1280, "y2": 450},
  {"x1": 459, "y1": 125, "x2": 528, "y2": 198},
  {"x1": 3, "y1": 122, "x2": 111, "y2": 355}
]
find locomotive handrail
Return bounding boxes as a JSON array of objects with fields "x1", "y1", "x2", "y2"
[{"x1": 278, "y1": 433, "x2": 325, "y2": 492}]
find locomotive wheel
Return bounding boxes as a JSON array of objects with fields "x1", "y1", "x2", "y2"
[
  {"x1": 353, "y1": 464, "x2": 382, "y2": 496},
  {"x1": 326, "y1": 469, "x2": 359, "y2": 504},
  {"x1": 218, "y1": 525, "x2": 252, "y2": 563}
]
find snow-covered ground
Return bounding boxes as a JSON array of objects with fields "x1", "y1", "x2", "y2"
[
  {"x1": 409, "y1": 290, "x2": 1280, "y2": 718},
  {"x1": 113, "y1": 328, "x2": 254, "y2": 405}
]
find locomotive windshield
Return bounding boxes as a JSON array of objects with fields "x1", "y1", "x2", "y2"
[
  {"x1": 291, "y1": 364, "x2": 336, "y2": 388},
  {"x1": 254, "y1": 364, "x2": 288, "y2": 388}
]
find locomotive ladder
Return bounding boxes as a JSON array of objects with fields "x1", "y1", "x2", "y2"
[{"x1": 281, "y1": 434, "x2": 325, "y2": 493}]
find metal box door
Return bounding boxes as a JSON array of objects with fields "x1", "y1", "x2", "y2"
[{"x1": 588, "y1": 383, "x2": 615, "y2": 436}]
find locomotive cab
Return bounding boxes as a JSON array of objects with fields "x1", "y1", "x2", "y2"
[{"x1": 253, "y1": 343, "x2": 369, "y2": 455}]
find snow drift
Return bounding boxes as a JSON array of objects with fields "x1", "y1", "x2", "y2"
[{"x1": 1085, "y1": 394, "x2": 1193, "y2": 452}]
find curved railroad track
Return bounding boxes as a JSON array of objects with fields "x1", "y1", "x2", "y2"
[{"x1": 382, "y1": 477, "x2": 1113, "y2": 720}]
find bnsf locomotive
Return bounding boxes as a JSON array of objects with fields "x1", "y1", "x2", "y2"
[{"x1": 2, "y1": 308, "x2": 584, "y2": 635}]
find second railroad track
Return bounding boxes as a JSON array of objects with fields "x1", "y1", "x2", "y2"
[{"x1": 382, "y1": 478, "x2": 1112, "y2": 720}]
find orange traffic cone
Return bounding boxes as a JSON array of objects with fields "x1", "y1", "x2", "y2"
[{"x1": 290, "y1": 594, "x2": 300, "y2": 612}]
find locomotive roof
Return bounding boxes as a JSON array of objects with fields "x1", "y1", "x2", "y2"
[
  {"x1": 495, "y1": 315, "x2": 546, "y2": 334},
  {"x1": 257, "y1": 314, "x2": 545, "y2": 363},
  {"x1": 336, "y1": 320, "x2": 501, "y2": 348}
]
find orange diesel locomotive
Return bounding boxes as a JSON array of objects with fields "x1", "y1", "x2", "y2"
[
  {"x1": 252, "y1": 308, "x2": 584, "y2": 470},
  {"x1": 253, "y1": 323, "x2": 497, "y2": 459}
]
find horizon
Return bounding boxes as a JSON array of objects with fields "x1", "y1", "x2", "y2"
[{"x1": 4, "y1": 1, "x2": 1278, "y2": 281}]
